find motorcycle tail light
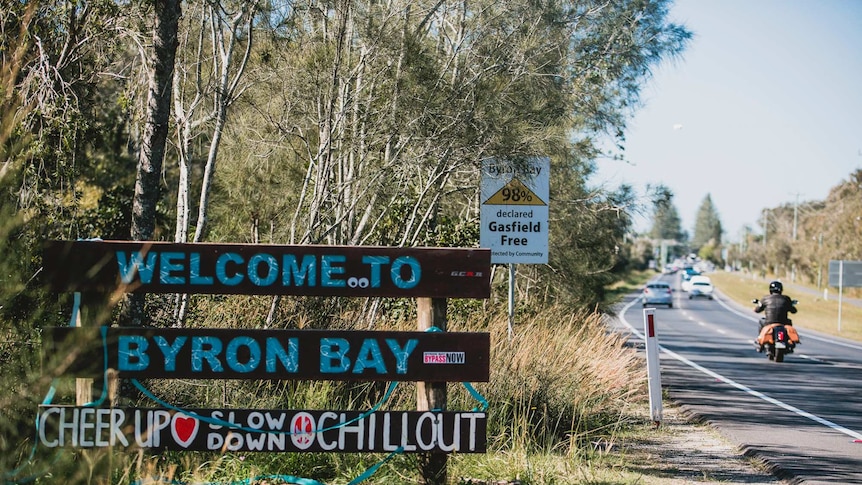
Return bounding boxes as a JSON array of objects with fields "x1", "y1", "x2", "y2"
[{"x1": 777, "y1": 331, "x2": 786, "y2": 341}]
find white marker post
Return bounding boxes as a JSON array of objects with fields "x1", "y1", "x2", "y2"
[{"x1": 643, "y1": 308, "x2": 662, "y2": 426}]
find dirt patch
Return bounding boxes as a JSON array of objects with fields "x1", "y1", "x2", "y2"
[{"x1": 616, "y1": 403, "x2": 787, "y2": 484}]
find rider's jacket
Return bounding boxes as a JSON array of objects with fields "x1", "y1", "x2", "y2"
[{"x1": 754, "y1": 293, "x2": 797, "y2": 324}]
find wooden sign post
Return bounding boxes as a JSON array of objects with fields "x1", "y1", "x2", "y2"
[{"x1": 416, "y1": 297, "x2": 448, "y2": 485}]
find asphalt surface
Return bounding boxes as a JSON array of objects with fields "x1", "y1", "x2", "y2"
[{"x1": 609, "y1": 274, "x2": 862, "y2": 485}]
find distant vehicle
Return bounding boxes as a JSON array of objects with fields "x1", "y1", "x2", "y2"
[
  {"x1": 680, "y1": 270, "x2": 700, "y2": 292},
  {"x1": 643, "y1": 281, "x2": 673, "y2": 308},
  {"x1": 688, "y1": 276, "x2": 714, "y2": 300}
]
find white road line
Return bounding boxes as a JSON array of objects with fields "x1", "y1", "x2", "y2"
[
  {"x1": 620, "y1": 297, "x2": 862, "y2": 442},
  {"x1": 797, "y1": 354, "x2": 827, "y2": 363}
]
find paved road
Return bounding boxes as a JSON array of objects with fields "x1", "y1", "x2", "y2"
[{"x1": 609, "y1": 274, "x2": 862, "y2": 485}]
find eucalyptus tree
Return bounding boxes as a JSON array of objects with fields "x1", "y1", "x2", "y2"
[
  {"x1": 783, "y1": 170, "x2": 861, "y2": 285},
  {"x1": 713, "y1": 171, "x2": 860, "y2": 285},
  {"x1": 821, "y1": 169, "x2": 862, "y2": 259},
  {"x1": 1, "y1": 0, "x2": 142, "y2": 472},
  {"x1": 170, "y1": 0, "x2": 259, "y2": 324},
  {"x1": 235, "y1": 0, "x2": 687, "y2": 243},
  {"x1": 172, "y1": 0, "x2": 259, "y2": 246},
  {"x1": 132, "y1": 0, "x2": 182, "y2": 243},
  {"x1": 201, "y1": 0, "x2": 689, "y2": 321}
]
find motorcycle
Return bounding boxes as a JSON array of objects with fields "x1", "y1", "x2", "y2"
[{"x1": 752, "y1": 299, "x2": 800, "y2": 362}]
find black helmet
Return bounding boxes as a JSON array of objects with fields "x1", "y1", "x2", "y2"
[{"x1": 769, "y1": 280, "x2": 783, "y2": 295}]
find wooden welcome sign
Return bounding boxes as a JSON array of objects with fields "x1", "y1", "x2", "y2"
[
  {"x1": 42, "y1": 240, "x2": 490, "y2": 298},
  {"x1": 44, "y1": 327, "x2": 490, "y2": 382},
  {"x1": 40, "y1": 240, "x2": 490, "y2": 483}
]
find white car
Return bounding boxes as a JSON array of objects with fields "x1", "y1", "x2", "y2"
[
  {"x1": 688, "y1": 275, "x2": 714, "y2": 300},
  {"x1": 680, "y1": 271, "x2": 698, "y2": 292}
]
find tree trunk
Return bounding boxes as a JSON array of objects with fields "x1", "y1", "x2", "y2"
[{"x1": 128, "y1": 0, "x2": 181, "y2": 326}]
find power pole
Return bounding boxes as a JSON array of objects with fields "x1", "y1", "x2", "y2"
[{"x1": 791, "y1": 192, "x2": 802, "y2": 241}]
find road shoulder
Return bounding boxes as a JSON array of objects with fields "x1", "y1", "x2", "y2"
[{"x1": 618, "y1": 402, "x2": 787, "y2": 484}]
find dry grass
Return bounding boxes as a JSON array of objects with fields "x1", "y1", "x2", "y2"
[
  {"x1": 709, "y1": 271, "x2": 862, "y2": 342},
  {"x1": 442, "y1": 305, "x2": 651, "y2": 483}
]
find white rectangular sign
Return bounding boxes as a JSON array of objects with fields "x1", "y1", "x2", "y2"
[
  {"x1": 829, "y1": 260, "x2": 862, "y2": 287},
  {"x1": 480, "y1": 157, "x2": 549, "y2": 264}
]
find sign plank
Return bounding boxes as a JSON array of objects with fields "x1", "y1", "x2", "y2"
[
  {"x1": 829, "y1": 260, "x2": 862, "y2": 288},
  {"x1": 37, "y1": 406, "x2": 487, "y2": 453},
  {"x1": 44, "y1": 327, "x2": 490, "y2": 382},
  {"x1": 41, "y1": 240, "x2": 490, "y2": 298}
]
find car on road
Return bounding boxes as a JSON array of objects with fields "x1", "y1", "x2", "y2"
[
  {"x1": 680, "y1": 267, "x2": 700, "y2": 292},
  {"x1": 643, "y1": 281, "x2": 674, "y2": 308},
  {"x1": 688, "y1": 275, "x2": 714, "y2": 300}
]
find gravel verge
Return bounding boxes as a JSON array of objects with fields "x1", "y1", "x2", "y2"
[{"x1": 619, "y1": 402, "x2": 788, "y2": 485}]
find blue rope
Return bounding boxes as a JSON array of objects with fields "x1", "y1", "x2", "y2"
[
  {"x1": 346, "y1": 446, "x2": 404, "y2": 485},
  {"x1": 129, "y1": 444, "x2": 405, "y2": 485},
  {"x1": 461, "y1": 382, "x2": 489, "y2": 412},
  {"x1": 131, "y1": 379, "x2": 399, "y2": 436},
  {"x1": 69, "y1": 292, "x2": 81, "y2": 327},
  {"x1": 1, "y1": 380, "x2": 61, "y2": 483}
]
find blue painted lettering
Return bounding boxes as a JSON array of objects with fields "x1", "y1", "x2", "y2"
[
  {"x1": 225, "y1": 336, "x2": 261, "y2": 373},
  {"x1": 159, "y1": 251, "x2": 185, "y2": 285},
  {"x1": 320, "y1": 338, "x2": 350, "y2": 373},
  {"x1": 321, "y1": 255, "x2": 346, "y2": 287},
  {"x1": 385, "y1": 339, "x2": 418, "y2": 374},
  {"x1": 154, "y1": 336, "x2": 187, "y2": 371},
  {"x1": 116, "y1": 251, "x2": 157, "y2": 284},
  {"x1": 391, "y1": 256, "x2": 420, "y2": 289},
  {"x1": 362, "y1": 256, "x2": 389, "y2": 288},
  {"x1": 265, "y1": 337, "x2": 298, "y2": 373},
  {"x1": 189, "y1": 253, "x2": 213, "y2": 285},
  {"x1": 192, "y1": 336, "x2": 224, "y2": 372},
  {"x1": 118, "y1": 335, "x2": 149, "y2": 371},
  {"x1": 352, "y1": 339, "x2": 386, "y2": 374},
  {"x1": 248, "y1": 254, "x2": 278, "y2": 286},
  {"x1": 282, "y1": 255, "x2": 316, "y2": 286},
  {"x1": 215, "y1": 253, "x2": 244, "y2": 286}
]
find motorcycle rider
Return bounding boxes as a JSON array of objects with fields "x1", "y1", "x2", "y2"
[{"x1": 753, "y1": 280, "x2": 797, "y2": 350}]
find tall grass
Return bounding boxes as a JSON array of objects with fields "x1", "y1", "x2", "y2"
[
  {"x1": 444, "y1": 306, "x2": 646, "y2": 483},
  {"x1": 1, "y1": 297, "x2": 650, "y2": 484}
]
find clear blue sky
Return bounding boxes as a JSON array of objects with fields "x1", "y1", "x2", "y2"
[{"x1": 595, "y1": 0, "x2": 862, "y2": 241}]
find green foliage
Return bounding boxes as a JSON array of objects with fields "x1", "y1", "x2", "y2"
[
  {"x1": 539, "y1": 159, "x2": 637, "y2": 309},
  {"x1": 648, "y1": 184, "x2": 684, "y2": 242},
  {"x1": 691, "y1": 194, "x2": 723, "y2": 258},
  {"x1": 731, "y1": 169, "x2": 862, "y2": 285}
]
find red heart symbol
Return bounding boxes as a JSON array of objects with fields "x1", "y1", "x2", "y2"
[{"x1": 171, "y1": 413, "x2": 199, "y2": 447}]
